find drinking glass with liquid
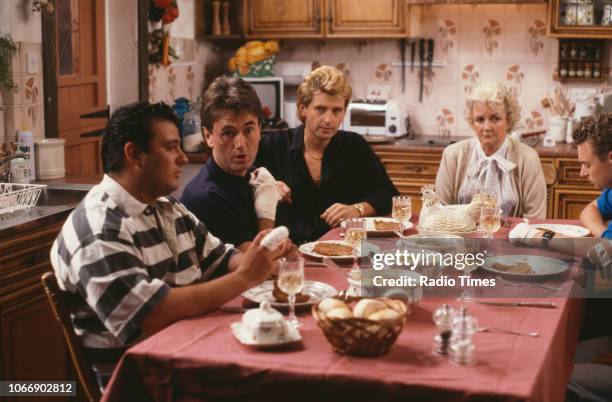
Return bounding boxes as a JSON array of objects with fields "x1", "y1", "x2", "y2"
[
  {"x1": 278, "y1": 257, "x2": 305, "y2": 327},
  {"x1": 478, "y1": 207, "x2": 501, "y2": 240},
  {"x1": 392, "y1": 196, "x2": 412, "y2": 234}
]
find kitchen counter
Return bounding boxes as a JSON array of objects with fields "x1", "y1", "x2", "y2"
[
  {"x1": 0, "y1": 181, "x2": 93, "y2": 240},
  {"x1": 371, "y1": 135, "x2": 578, "y2": 158}
]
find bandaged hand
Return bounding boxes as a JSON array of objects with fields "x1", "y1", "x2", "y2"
[
  {"x1": 250, "y1": 167, "x2": 281, "y2": 220},
  {"x1": 508, "y1": 222, "x2": 540, "y2": 244}
]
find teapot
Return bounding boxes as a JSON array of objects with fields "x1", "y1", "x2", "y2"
[{"x1": 240, "y1": 301, "x2": 289, "y2": 344}]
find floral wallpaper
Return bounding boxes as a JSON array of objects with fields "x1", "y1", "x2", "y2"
[{"x1": 276, "y1": 4, "x2": 612, "y2": 137}]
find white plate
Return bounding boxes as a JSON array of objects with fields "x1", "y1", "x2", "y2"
[
  {"x1": 481, "y1": 255, "x2": 569, "y2": 279},
  {"x1": 341, "y1": 217, "x2": 413, "y2": 237},
  {"x1": 242, "y1": 280, "x2": 337, "y2": 308},
  {"x1": 533, "y1": 223, "x2": 590, "y2": 237},
  {"x1": 230, "y1": 322, "x2": 302, "y2": 349}
]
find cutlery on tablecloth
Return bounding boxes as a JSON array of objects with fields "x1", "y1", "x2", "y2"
[
  {"x1": 477, "y1": 300, "x2": 557, "y2": 308},
  {"x1": 477, "y1": 327, "x2": 539, "y2": 337},
  {"x1": 496, "y1": 276, "x2": 563, "y2": 292}
]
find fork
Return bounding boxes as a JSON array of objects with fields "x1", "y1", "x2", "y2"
[
  {"x1": 496, "y1": 276, "x2": 563, "y2": 292},
  {"x1": 477, "y1": 327, "x2": 539, "y2": 337}
]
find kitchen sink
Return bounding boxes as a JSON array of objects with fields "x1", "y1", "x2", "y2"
[{"x1": 37, "y1": 187, "x2": 89, "y2": 207}]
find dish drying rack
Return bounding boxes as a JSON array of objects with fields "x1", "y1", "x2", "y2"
[{"x1": 0, "y1": 183, "x2": 47, "y2": 216}]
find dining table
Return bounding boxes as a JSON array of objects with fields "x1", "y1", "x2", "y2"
[{"x1": 101, "y1": 217, "x2": 588, "y2": 402}]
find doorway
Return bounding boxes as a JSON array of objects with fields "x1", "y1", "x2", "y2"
[{"x1": 42, "y1": 0, "x2": 108, "y2": 183}]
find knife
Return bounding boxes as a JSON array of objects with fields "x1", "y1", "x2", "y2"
[
  {"x1": 410, "y1": 40, "x2": 416, "y2": 73},
  {"x1": 400, "y1": 38, "x2": 406, "y2": 94},
  {"x1": 418, "y1": 38, "x2": 425, "y2": 102},
  {"x1": 427, "y1": 38, "x2": 434, "y2": 77},
  {"x1": 477, "y1": 300, "x2": 557, "y2": 308}
]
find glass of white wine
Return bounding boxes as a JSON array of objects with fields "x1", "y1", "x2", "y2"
[
  {"x1": 479, "y1": 206, "x2": 501, "y2": 240},
  {"x1": 345, "y1": 218, "x2": 367, "y2": 269},
  {"x1": 392, "y1": 195, "x2": 412, "y2": 235},
  {"x1": 278, "y1": 257, "x2": 305, "y2": 328}
]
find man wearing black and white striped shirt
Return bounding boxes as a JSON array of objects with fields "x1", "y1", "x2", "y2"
[{"x1": 50, "y1": 102, "x2": 293, "y2": 359}]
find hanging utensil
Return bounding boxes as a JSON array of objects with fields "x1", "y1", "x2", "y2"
[
  {"x1": 400, "y1": 38, "x2": 406, "y2": 94},
  {"x1": 427, "y1": 38, "x2": 434, "y2": 77},
  {"x1": 418, "y1": 38, "x2": 425, "y2": 102},
  {"x1": 410, "y1": 40, "x2": 416, "y2": 73}
]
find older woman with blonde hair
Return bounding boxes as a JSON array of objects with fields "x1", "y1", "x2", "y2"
[{"x1": 435, "y1": 82, "x2": 546, "y2": 218}]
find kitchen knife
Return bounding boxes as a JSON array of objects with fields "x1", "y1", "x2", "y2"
[
  {"x1": 400, "y1": 38, "x2": 406, "y2": 94},
  {"x1": 477, "y1": 300, "x2": 557, "y2": 308},
  {"x1": 427, "y1": 38, "x2": 434, "y2": 77},
  {"x1": 410, "y1": 40, "x2": 416, "y2": 73},
  {"x1": 418, "y1": 38, "x2": 425, "y2": 102}
]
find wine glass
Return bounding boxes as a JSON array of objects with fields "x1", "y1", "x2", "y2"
[
  {"x1": 457, "y1": 239, "x2": 481, "y2": 303},
  {"x1": 278, "y1": 257, "x2": 305, "y2": 328},
  {"x1": 345, "y1": 218, "x2": 367, "y2": 269},
  {"x1": 392, "y1": 195, "x2": 412, "y2": 235},
  {"x1": 478, "y1": 206, "x2": 501, "y2": 240}
]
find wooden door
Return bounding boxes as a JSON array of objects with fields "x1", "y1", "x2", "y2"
[
  {"x1": 56, "y1": 0, "x2": 107, "y2": 182},
  {"x1": 245, "y1": 0, "x2": 324, "y2": 38},
  {"x1": 325, "y1": 0, "x2": 407, "y2": 38}
]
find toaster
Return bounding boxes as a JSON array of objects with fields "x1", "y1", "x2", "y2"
[{"x1": 343, "y1": 99, "x2": 406, "y2": 136}]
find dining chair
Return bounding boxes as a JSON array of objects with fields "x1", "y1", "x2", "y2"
[{"x1": 41, "y1": 272, "x2": 102, "y2": 402}]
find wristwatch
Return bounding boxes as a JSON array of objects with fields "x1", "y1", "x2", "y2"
[
  {"x1": 353, "y1": 203, "x2": 365, "y2": 217},
  {"x1": 542, "y1": 230, "x2": 555, "y2": 248}
]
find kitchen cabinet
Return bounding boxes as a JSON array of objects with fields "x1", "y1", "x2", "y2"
[
  {"x1": 372, "y1": 143, "x2": 597, "y2": 220},
  {"x1": 547, "y1": 0, "x2": 612, "y2": 38},
  {"x1": 0, "y1": 218, "x2": 86, "y2": 402},
  {"x1": 244, "y1": 0, "x2": 411, "y2": 38}
]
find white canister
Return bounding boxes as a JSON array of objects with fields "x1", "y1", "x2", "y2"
[
  {"x1": 34, "y1": 138, "x2": 66, "y2": 180},
  {"x1": 548, "y1": 116, "x2": 568, "y2": 143}
]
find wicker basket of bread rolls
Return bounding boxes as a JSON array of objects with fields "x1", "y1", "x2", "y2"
[{"x1": 311, "y1": 296, "x2": 409, "y2": 356}]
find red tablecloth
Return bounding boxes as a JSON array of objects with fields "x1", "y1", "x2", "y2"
[{"x1": 102, "y1": 218, "x2": 586, "y2": 402}]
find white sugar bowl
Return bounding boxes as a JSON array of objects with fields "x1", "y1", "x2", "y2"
[{"x1": 240, "y1": 301, "x2": 289, "y2": 344}]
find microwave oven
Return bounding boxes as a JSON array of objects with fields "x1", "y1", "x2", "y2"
[
  {"x1": 242, "y1": 77, "x2": 283, "y2": 121},
  {"x1": 343, "y1": 99, "x2": 405, "y2": 136}
]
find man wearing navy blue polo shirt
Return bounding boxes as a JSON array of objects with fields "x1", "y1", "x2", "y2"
[{"x1": 181, "y1": 77, "x2": 280, "y2": 251}]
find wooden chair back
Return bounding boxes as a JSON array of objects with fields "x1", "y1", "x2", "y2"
[{"x1": 41, "y1": 272, "x2": 101, "y2": 402}]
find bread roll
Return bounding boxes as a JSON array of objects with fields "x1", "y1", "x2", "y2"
[
  {"x1": 318, "y1": 298, "x2": 348, "y2": 313},
  {"x1": 368, "y1": 308, "x2": 400, "y2": 321},
  {"x1": 353, "y1": 299, "x2": 387, "y2": 319},
  {"x1": 326, "y1": 308, "x2": 354, "y2": 320}
]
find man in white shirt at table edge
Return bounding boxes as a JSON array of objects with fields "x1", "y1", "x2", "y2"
[{"x1": 49, "y1": 102, "x2": 294, "y2": 387}]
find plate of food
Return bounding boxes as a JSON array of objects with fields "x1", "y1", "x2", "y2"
[
  {"x1": 341, "y1": 217, "x2": 412, "y2": 237},
  {"x1": 480, "y1": 255, "x2": 569, "y2": 279},
  {"x1": 299, "y1": 240, "x2": 358, "y2": 260},
  {"x1": 242, "y1": 280, "x2": 338, "y2": 308}
]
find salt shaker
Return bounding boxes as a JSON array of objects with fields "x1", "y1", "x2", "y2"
[
  {"x1": 449, "y1": 307, "x2": 478, "y2": 365},
  {"x1": 433, "y1": 304, "x2": 457, "y2": 355}
]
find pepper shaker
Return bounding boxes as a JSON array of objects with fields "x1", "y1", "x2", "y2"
[
  {"x1": 222, "y1": 1, "x2": 231, "y2": 35},
  {"x1": 212, "y1": 0, "x2": 222, "y2": 35},
  {"x1": 433, "y1": 304, "x2": 457, "y2": 355}
]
